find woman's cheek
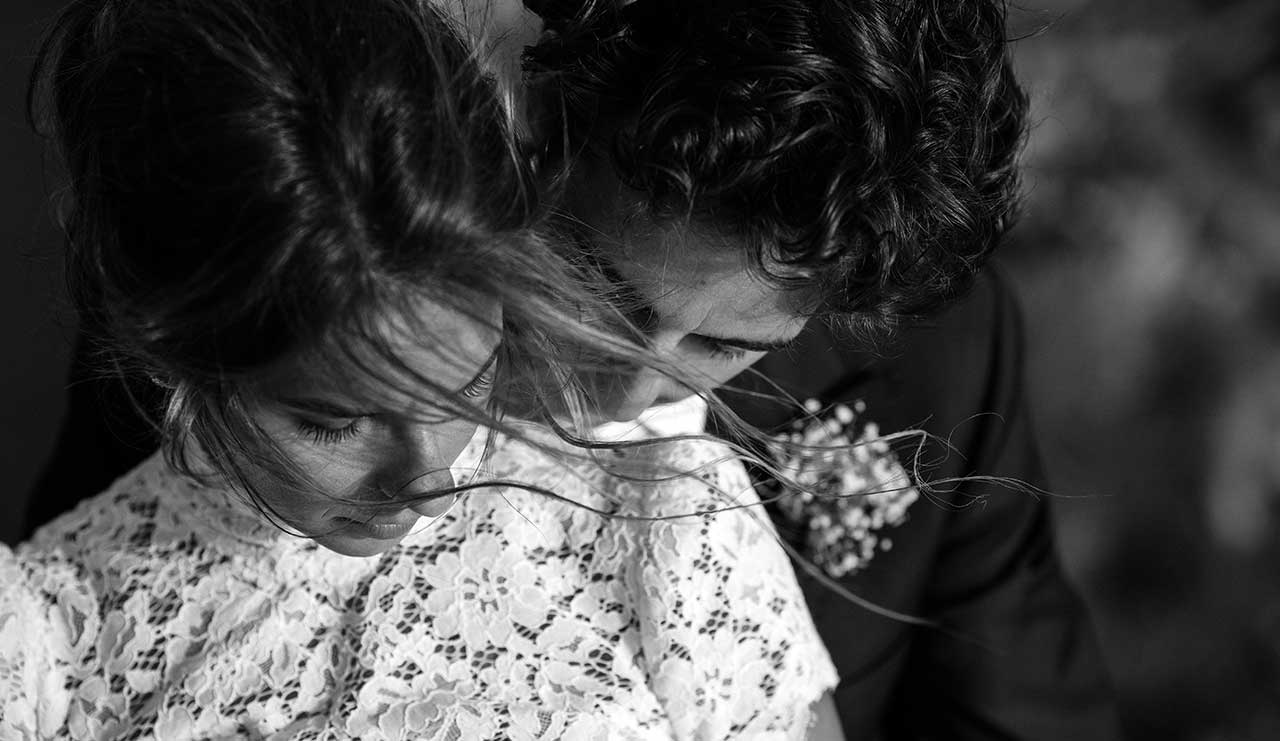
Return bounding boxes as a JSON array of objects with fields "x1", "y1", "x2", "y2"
[
  {"x1": 253, "y1": 440, "x2": 369, "y2": 523},
  {"x1": 285, "y1": 444, "x2": 371, "y2": 501}
]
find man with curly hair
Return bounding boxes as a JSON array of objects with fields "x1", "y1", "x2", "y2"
[{"x1": 525, "y1": 0, "x2": 1124, "y2": 737}]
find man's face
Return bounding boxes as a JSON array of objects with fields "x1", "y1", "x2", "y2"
[{"x1": 568, "y1": 163, "x2": 812, "y2": 421}]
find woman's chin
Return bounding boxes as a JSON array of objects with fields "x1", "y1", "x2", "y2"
[{"x1": 306, "y1": 514, "x2": 424, "y2": 557}]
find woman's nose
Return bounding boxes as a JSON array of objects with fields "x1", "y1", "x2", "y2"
[
  {"x1": 373, "y1": 424, "x2": 472, "y2": 517},
  {"x1": 403, "y1": 469, "x2": 457, "y2": 519}
]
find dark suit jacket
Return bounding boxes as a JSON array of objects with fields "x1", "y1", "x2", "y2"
[
  {"x1": 718, "y1": 269, "x2": 1122, "y2": 740},
  {"x1": 25, "y1": 270, "x2": 1121, "y2": 739}
]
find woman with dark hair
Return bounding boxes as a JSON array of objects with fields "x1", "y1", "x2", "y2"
[{"x1": 1, "y1": 0, "x2": 840, "y2": 736}]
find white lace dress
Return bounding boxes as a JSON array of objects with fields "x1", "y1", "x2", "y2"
[{"x1": 0, "y1": 408, "x2": 836, "y2": 739}]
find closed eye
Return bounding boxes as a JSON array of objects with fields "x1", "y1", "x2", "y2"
[
  {"x1": 459, "y1": 350, "x2": 499, "y2": 399},
  {"x1": 696, "y1": 336, "x2": 751, "y2": 361},
  {"x1": 691, "y1": 333, "x2": 795, "y2": 361},
  {"x1": 296, "y1": 417, "x2": 362, "y2": 445},
  {"x1": 462, "y1": 365, "x2": 495, "y2": 399}
]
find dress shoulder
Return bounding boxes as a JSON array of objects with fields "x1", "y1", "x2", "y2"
[
  {"x1": 0, "y1": 532, "x2": 99, "y2": 737},
  {"x1": 1, "y1": 454, "x2": 291, "y2": 739},
  {"x1": 474, "y1": 426, "x2": 839, "y2": 738},
  {"x1": 2, "y1": 454, "x2": 191, "y2": 738},
  {"x1": 611, "y1": 436, "x2": 841, "y2": 738}
]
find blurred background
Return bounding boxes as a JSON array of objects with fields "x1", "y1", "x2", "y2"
[
  {"x1": 1004, "y1": 0, "x2": 1280, "y2": 738},
  {"x1": 2, "y1": 0, "x2": 1277, "y2": 738}
]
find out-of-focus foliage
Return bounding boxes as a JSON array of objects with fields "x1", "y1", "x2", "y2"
[{"x1": 1005, "y1": 0, "x2": 1280, "y2": 738}]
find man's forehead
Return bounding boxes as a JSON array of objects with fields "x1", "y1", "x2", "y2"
[
  {"x1": 583, "y1": 228, "x2": 809, "y2": 355},
  {"x1": 608, "y1": 219, "x2": 811, "y2": 320}
]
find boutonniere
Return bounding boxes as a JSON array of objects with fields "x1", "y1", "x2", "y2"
[{"x1": 765, "y1": 399, "x2": 919, "y2": 579}]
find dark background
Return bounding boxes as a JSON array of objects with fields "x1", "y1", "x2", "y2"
[{"x1": 3, "y1": 0, "x2": 1276, "y2": 738}]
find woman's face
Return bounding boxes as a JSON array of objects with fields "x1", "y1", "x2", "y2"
[{"x1": 240, "y1": 297, "x2": 501, "y2": 557}]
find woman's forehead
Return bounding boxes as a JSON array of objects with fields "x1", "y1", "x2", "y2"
[{"x1": 254, "y1": 296, "x2": 501, "y2": 407}]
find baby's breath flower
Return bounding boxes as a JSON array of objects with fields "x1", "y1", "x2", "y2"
[{"x1": 768, "y1": 401, "x2": 919, "y2": 578}]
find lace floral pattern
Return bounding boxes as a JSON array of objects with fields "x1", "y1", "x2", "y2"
[{"x1": 0, "y1": 428, "x2": 836, "y2": 739}]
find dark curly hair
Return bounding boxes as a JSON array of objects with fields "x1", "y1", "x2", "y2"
[{"x1": 526, "y1": 0, "x2": 1030, "y2": 330}]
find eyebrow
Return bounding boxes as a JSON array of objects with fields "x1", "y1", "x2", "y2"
[
  {"x1": 277, "y1": 397, "x2": 372, "y2": 420},
  {"x1": 277, "y1": 347, "x2": 500, "y2": 419}
]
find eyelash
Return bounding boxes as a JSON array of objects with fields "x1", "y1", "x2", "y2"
[
  {"x1": 297, "y1": 418, "x2": 362, "y2": 445},
  {"x1": 704, "y1": 340, "x2": 749, "y2": 361},
  {"x1": 462, "y1": 366, "x2": 496, "y2": 399},
  {"x1": 294, "y1": 363, "x2": 495, "y2": 443}
]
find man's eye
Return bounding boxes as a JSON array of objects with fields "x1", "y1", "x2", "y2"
[
  {"x1": 296, "y1": 418, "x2": 362, "y2": 445},
  {"x1": 703, "y1": 340, "x2": 749, "y2": 361},
  {"x1": 709, "y1": 347, "x2": 748, "y2": 361}
]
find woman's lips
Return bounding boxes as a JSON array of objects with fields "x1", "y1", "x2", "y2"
[{"x1": 335, "y1": 514, "x2": 420, "y2": 540}]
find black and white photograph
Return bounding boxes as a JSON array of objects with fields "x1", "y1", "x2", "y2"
[{"x1": 1, "y1": 0, "x2": 1276, "y2": 738}]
